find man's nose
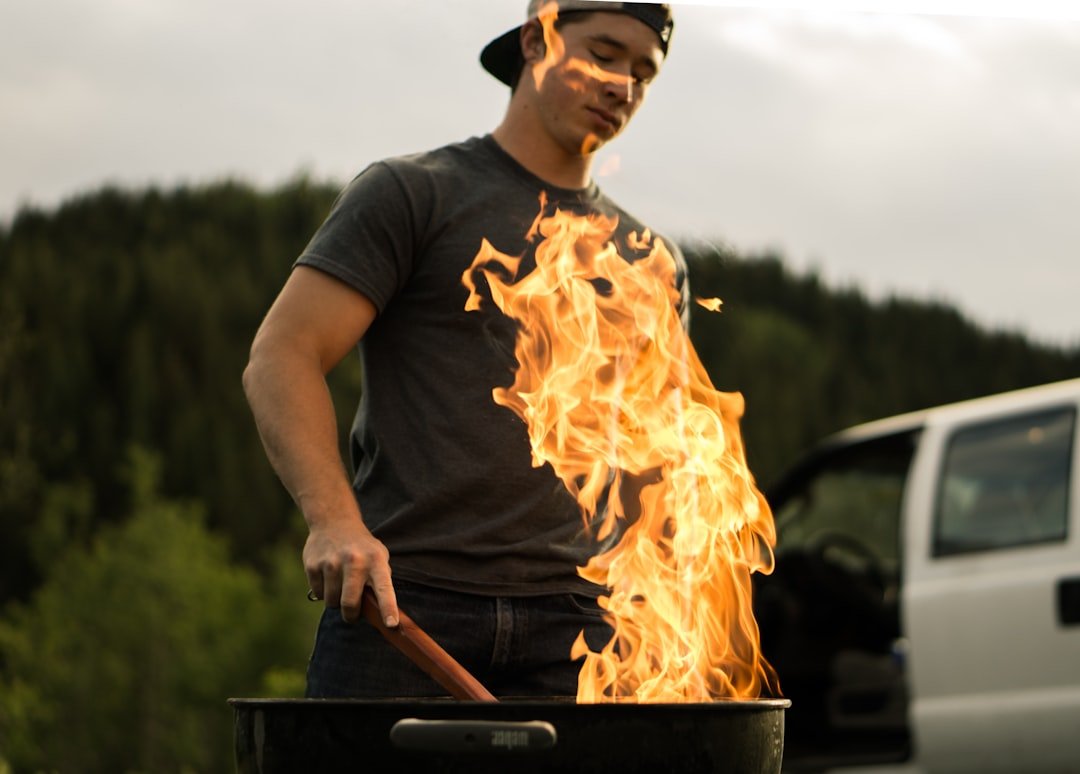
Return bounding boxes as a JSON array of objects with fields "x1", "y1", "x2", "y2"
[{"x1": 603, "y1": 72, "x2": 634, "y2": 103}]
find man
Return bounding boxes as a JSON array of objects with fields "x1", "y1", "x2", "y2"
[{"x1": 243, "y1": 1, "x2": 685, "y2": 698}]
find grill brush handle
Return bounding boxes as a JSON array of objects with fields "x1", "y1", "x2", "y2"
[{"x1": 361, "y1": 587, "x2": 498, "y2": 702}]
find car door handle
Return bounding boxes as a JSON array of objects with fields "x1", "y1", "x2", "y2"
[{"x1": 1059, "y1": 577, "x2": 1080, "y2": 626}]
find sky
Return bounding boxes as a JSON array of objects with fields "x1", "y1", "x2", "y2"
[{"x1": 2, "y1": 0, "x2": 1078, "y2": 347}]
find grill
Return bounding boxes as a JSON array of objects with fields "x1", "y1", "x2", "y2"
[
  {"x1": 236, "y1": 590, "x2": 790, "y2": 771},
  {"x1": 229, "y1": 696, "x2": 790, "y2": 773}
]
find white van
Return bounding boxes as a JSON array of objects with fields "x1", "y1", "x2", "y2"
[{"x1": 757, "y1": 378, "x2": 1080, "y2": 773}]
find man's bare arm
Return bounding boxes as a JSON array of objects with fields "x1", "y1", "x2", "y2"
[{"x1": 242, "y1": 266, "x2": 398, "y2": 626}]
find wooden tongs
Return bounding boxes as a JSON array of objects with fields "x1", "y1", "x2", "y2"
[{"x1": 360, "y1": 587, "x2": 497, "y2": 702}]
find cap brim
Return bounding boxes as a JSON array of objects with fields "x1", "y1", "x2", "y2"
[{"x1": 480, "y1": 25, "x2": 524, "y2": 87}]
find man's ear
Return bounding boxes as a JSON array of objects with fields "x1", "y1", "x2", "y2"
[{"x1": 520, "y1": 19, "x2": 546, "y2": 66}]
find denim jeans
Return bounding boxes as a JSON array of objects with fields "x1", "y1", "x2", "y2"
[{"x1": 305, "y1": 578, "x2": 614, "y2": 699}]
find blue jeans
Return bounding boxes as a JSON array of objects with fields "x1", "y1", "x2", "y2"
[{"x1": 305, "y1": 579, "x2": 614, "y2": 698}]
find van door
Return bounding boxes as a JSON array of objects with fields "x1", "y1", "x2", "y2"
[
  {"x1": 903, "y1": 403, "x2": 1080, "y2": 772},
  {"x1": 758, "y1": 429, "x2": 919, "y2": 768}
]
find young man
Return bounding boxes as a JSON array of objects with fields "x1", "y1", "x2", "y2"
[{"x1": 243, "y1": 1, "x2": 684, "y2": 698}]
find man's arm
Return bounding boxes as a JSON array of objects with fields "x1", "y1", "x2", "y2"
[{"x1": 242, "y1": 266, "x2": 398, "y2": 627}]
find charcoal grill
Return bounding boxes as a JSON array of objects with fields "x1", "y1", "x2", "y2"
[{"x1": 230, "y1": 696, "x2": 790, "y2": 773}]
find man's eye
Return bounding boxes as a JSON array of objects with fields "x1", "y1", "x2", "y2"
[{"x1": 590, "y1": 50, "x2": 613, "y2": 63}]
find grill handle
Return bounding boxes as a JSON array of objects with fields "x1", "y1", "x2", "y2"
[
  {"x1": 361, "y1": 587, "x2": 498, "y2": 702},
  {"x1": 390, "y1": 718, "x2": 557, "y2": 754}
]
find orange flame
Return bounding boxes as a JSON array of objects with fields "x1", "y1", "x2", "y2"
[
  {"x1": 464, "y1": 200, "x2": 780, "y2": 703},
  {"x1": 567, "y1": 59, "x2": 634, "y2": 101},
  {"x1": 531, "y1": 2, "x2": 565, "y2": 91}
]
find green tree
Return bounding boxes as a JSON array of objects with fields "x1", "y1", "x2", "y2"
[
  {"x1": 0, "y1": 179, "x2": 349, "y2": 602},
  {"x1": 2, "y1": 180, "x2": 1078, "y2": 611},
  {"x1": 684, "y1": 245, "x2": 1080, "y2": 485},
  {"x1": 0, "y1": 449, "x2": 319, "y2": 773}
]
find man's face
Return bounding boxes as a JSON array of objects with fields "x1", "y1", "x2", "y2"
[{"x1": 526, "y1": 12, "x2": 664, "y2": 156}]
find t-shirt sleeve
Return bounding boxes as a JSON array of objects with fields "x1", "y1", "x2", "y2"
[
  {"x1": 667, "y1": 239, "x2": 691, "y2": 333},
  {"x1": 294, "y1": 161, "x2": 419, "y2": 313}
]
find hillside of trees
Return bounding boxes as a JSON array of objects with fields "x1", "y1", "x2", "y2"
[{"x1": 1, "y1": 180, "x2": 1077, "y2": 771}]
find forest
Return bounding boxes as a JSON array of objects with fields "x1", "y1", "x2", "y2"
[{"x1": 1, "y1": 180, "x2": 1078, "y2": 772}]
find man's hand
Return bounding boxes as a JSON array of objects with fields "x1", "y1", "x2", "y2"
[{"x1": 304, "y1": 518, "x2": 399, "y2": 627}]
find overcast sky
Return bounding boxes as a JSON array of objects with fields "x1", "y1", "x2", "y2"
[{"x1": 2, "y1": 0, "x2": 1078, "y2": 347}]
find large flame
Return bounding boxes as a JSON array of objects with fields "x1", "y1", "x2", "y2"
[{"x1": 463, "y1": 201, "x2": 780, "y2": 702}]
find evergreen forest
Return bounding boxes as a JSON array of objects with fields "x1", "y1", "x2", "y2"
[{"x1": 1, "y1": 180, "x2": 1077, "y2": 772}]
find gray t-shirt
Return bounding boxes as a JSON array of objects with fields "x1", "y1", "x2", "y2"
[{"x1": 296, "y1": 134, "x2": 688, "y2": 596}]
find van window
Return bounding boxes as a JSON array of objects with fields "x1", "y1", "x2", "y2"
[
  {"x1": 933, "y1": 407, "x2": 1074, "y2": 557},
  {"x1": 772, "y1": 434, "x2": 916, "y2": 575}
]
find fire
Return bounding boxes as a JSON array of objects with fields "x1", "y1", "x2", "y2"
[
  {"x1": 463, "y1": 201, "x2": 780, "y2": 703},
  {"x1": 530, "y1": 2, "x2": 565, "y2": 92}
]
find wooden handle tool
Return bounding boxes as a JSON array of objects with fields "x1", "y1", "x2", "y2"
[{"x1": 360, "y1": 587, "x2": 498, "y2": 702}]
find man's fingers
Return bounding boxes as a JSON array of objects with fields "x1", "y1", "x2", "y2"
[
  {"x1": 369, "y1": 568, "x2": 399, "y2": 628},
  {"x1": 302, "y1": 528, "x2": 395, "y2": 625},
  {"x1": 339, "y1": 563, "x2": 366, "y2": 623},
  {"x1": 322, "y1": 567, "x2": 344, "y2": 612}
]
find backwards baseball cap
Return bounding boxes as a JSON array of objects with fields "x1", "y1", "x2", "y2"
[{"x1": 480, "y1": 1, "x2": 674, "y2": 87}]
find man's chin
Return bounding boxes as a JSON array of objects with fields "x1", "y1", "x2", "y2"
[{"x1": 578, "y1": 131, "x2": 611, "y2": 156}]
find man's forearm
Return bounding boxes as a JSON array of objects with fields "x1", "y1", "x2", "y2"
[
  {"x1": 242, "y1": 269, "x2": 395, "y2": 623},
  {"x1": 242, "y1": 347, "x2": 359, "y2": 527}
]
